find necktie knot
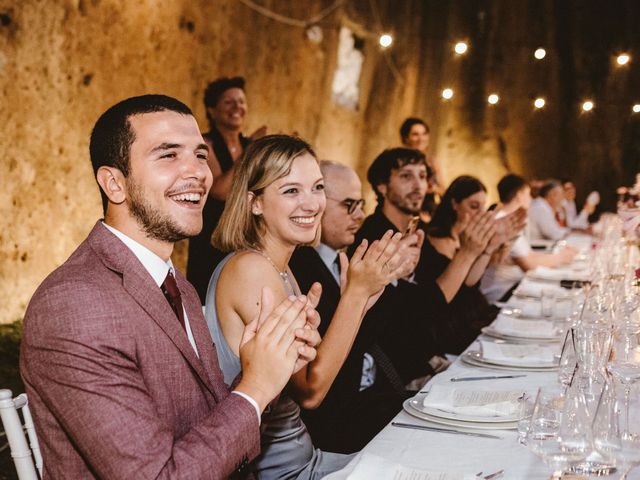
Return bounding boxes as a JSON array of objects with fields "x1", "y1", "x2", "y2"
[{"x1": 162, "y1": 270, "x2": 181, "y2": 303}]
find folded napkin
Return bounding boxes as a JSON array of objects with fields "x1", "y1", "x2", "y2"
[
  {"x1": 480, "y1": 340, "x2": 557, "y2": 366},
  {"x1": 342, "y1": 452, "x2": 476, "y2": 480},
  {"x1": 491, "y1": 315, "x2": 558, "y2": 338},
  {"x1": 529, "y1": 266, "x2": 589, "y2": 282},
  {"x1": 506, "y1": 297, "x2": 572, "y2": 319},
  {"x1": 514, "y1": 278, "x2": 570, "y2": 299},
  {"x1": 421, "y1": 384, "x2": 522, "y2": 418}
]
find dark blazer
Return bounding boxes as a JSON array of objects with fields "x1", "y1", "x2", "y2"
[
  {"x1": 350, "y1": 209, "x2": 448, "y2": 379},
  {"x1": 290, "y1": 246, "x2": 405, "y2": 453},
  {"x1": 20, "y1": 222, "x2": 260, "y2": 479}
]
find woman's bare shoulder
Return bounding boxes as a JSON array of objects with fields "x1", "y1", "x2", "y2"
[{"x1": 219, "y1": 251, "x2": 286, "y2": 296}]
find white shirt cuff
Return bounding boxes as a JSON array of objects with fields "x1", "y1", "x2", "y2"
[{"x1": 231, "y1": 391, "x2": 261, "y2": 425}]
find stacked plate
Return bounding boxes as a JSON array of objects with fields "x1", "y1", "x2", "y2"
[
  {"x1": 461, "y1": 340, "x2": 560, "y2": 372},
  {"x1": 481, "y1": 315, "x2": 562, "y2": 343},
  {"x1": 403, "y1": 387, "x2": 520, "y2": 430}
]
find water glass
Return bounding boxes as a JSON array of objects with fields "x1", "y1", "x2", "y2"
[
  {"x1": 542, "y1": 289, "x2": 557, "y2": 318},
  {"x1": 517, "y1": 392, "x2": 535, "y2": 445}
]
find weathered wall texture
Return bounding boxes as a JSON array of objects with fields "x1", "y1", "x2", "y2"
[{"x1": 1, "y1": 0, "x2": 639, "y2": 324}]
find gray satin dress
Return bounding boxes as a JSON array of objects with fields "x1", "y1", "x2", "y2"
[{"x1": 205, "y1": 253, "x2": 354, "y2": 480}]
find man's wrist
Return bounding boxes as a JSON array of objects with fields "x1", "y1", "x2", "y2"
[
  {"x1": 234, "y1": 380, "x2": 272, "y2": 414},
  {"x1": 231, "y1": 391, "x2": 261, "y2": 424}
]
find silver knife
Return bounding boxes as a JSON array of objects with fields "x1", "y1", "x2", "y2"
[
  {"x1": 450, "y1": 375, "x2": 527, "y2": 382},
  {"x1": 391, "y1": 422, "x2": 502, "y2": 439}
]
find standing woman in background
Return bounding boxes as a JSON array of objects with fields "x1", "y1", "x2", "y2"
[
  {"x1": 187, "y1": 76, "x2": 267, "y2": 303},
  {"x1": 400, "y1": 117, "x2": 445, "y2": 221}
]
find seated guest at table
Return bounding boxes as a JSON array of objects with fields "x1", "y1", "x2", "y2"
[
  {"x1": 290, "y1": 160, "x2": 432, "y2": 453},
  {"x1": 481, "y1": 174, "x2": 577, "y2": 303},
  {"x1": 422, "y1": 176, "x2": 511, "y2": 353},
  {"x1": 528, "y1": 179, "x2": 570, "y2": 241},
  {"x1": 560, "y1": 178, "x2": 597, "y2": 229},
  {"x1": 187, "y1": 76, "x2": 267, "y2": 303},
  {"x1": 354, "y1": 149, "x2": 492, "y2": 359},
  {"x1": 206, "y1": 135, "x2": 408, "y2": 479},
  {"x1": 20, "y1": 95, "x2": 317, "y2": 479}
]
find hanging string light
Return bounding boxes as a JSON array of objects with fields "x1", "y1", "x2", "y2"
[
  {"x1": 454, "y1": 41, "x2": 468, "y2": 55},
  {"x1": 379, "y1": 34, "x2": 393, "y2": 48},
  {"x1": 582, "y1": 100, "x2": 594, "y2": 112},
  {"x1": 617, "y1": 53, "x2": 631, "y2": 66},
  {"x1": 633, "y1": 104, "x2": 640, "y2": 114},
  {"x1": 534, "y1": 48, "x2": 546, "y2": 60},
  {"x1": 488, "y1": 93, "x2": 499, "y2": 105},
  {"x1": 534, "y1": 98, "x2": 546, "y2": 109},
  {"x1": 442, "y1": 88, "x2": 454, "y2": 100}
]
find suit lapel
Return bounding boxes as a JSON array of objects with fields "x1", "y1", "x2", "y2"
[
  {"x1": 88, "y1": 223, "x2": 218, "y2": 398},
  {"x1": 177, "y1": 273, "x2": 230, "y2": 401}
]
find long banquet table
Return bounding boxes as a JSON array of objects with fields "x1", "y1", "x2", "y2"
[{"x1": 324, "y1": 233, "x2": 640, "y2": 479}]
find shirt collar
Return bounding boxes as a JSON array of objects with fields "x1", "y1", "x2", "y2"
[
  {"x1": 314, "y1": 243, "x2": 339, "y2": 272},
  {"x1": 101, "y1": 222, "x2": 172, "y2": 287}
]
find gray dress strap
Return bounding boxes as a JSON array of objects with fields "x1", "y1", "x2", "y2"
[{"x1": 204, "y1": 252, "x2": 354, "y2": 480}]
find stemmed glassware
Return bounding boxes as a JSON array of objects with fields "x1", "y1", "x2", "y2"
[
  {"x1": 526, "y1": 385, "x2": 591, "y2": 479},
  {"x1": 607, "y1": 324, "x2": 640, "y2": 436},
  {"x1": 593, "y1": 378, "x2": 640, "y2": 479},
  {"x1": 558, "y1": 329, "x2": 577, "y2": 390}
]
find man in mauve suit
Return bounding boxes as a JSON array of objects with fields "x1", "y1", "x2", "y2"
[{"x1": 20, "y1": 95, "x2": 319, "y2": 479}]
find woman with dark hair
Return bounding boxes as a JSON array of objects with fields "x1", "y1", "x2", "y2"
[
  {"x1": 419, "y1": 176, "x2": 503, "y2": 353},
  {"x1": 399, "y1": 117, "x2": 444, "y2": 219},
  {"x1": 187, "y1": 76, "x2": 267, "y2": 303}
]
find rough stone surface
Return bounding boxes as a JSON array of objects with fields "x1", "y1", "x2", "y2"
[{"x1": 1, "y1": 0, "x2": 639, "y2": 323}]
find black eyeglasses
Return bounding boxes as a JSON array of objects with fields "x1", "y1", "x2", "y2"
[{"x1": 326, "y1": 196, "x2": 365, "y2": 215}]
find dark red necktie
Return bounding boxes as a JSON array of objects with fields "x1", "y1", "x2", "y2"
[{"x1": 161, "y1": 270, "x2": 186, "y2": 331}]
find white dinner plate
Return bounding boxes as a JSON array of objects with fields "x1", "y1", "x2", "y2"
[
  {"x1": 469, "y1": 349, "x2": 558, "y2": 369},
  {"x1": 461, "y1": 351, "x2": 559, "y2": 372},
  {"x1": 481, "y1": 327, "x2": 562, "y2": 343},
  {"x1": 402, "y1": 398, "x2": 518, "y2": 430},
  {"x1": 408, "y1": 393, "x2": 519, "y2": 424}
]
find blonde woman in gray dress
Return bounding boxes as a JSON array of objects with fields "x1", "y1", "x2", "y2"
[{"x1": 205, "y1": 134, "x2": 407, "y2": 479}]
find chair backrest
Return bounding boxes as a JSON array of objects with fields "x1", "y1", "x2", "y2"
[{"x1": 0, "y1": 390, "x2": 42, "y2": 480}]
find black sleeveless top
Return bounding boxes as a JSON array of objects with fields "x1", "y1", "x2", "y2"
[{"x1": 186, "y1": 126, "x2": 250, "y2": 303}]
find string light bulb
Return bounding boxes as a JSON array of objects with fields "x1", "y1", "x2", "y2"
[
  {"x1": 582, "y1": 100, "x2": 594, "y2": 112},
  {"x1": 442, "y1": 88, "x2": 454, "y2": 100},
  {"x1": 454, "y1": 41, "x2": 468, "y2": 55},
  {"x1": 617, "y1": 53, "x2": 631, "y2": 66},
  {"x1": 534, "y1": 98, "x2": 546, "y2": 109},
  {"x1": 534, "y1": 48, "x2": 546, "y2": 60},
  {"x1": 487, "y1": 93, "x2": 499, "y2": 105},
  {"x1": 379, "y1": 34, "x2": 393, "y2": 48},
  {"x1": 633, "y1": 104, "x2": 640, "y2": 114}
]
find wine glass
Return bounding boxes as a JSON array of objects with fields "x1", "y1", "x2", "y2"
[
  {"x1": 607, "y1": 324, "x2": 640, "y2": 436},
  {"x1": 526, "y1": 385, "x2": 591, "y2": 479},
  {"x1": 593, "y1": 378, "x2": 640, "y2": 479},
  {"x1": 558, "y1": 329, "x2": 577, "y2": 390}
]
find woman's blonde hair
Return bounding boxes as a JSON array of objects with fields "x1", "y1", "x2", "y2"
[{"x1": 212, "y1": 134, "x2": 318, "y2": 252}]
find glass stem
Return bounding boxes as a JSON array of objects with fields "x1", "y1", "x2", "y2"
[{"x1": 624, "y1": 384, "x2": 632, "y2": 436}]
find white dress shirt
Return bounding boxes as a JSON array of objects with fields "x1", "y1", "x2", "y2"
[
  {"x1": 102, "y1": 222, "x2": 260, "y2": 420},
  {"x1": 527, "y1": 197, "x2": 569, "y2": 241},
  {"x1": 314, "y1": 243, "x2": 377, "y2": 391},
  {"x1": 480, "y1": 212, "x2": 532, "y2": 303},
  {"x1": 562, "y1": 199, "x2": 589, "y2": 229}
]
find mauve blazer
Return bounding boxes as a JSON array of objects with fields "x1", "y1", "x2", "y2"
[{"x1": 20, "y1": 222, "x2": 259, "y2": 479}]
